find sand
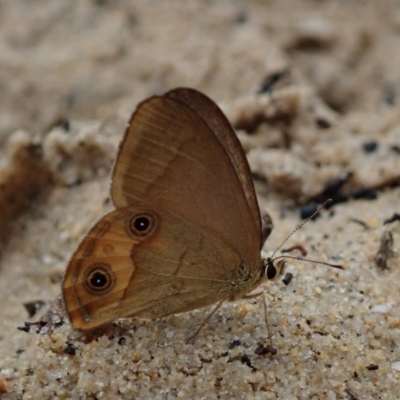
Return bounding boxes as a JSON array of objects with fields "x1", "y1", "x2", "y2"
[{"x1": 0, "y1": 1, "x2": 399, "y2": 399}]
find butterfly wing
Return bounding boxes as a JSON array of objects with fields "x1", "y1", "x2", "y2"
[
  {"x1": 63, "y1": 88, "x2": 263, "y2": 330},
  {"x1": 112, "y1": 89, "x2": 261, "y2": 257},
  {"x1": 63, "y1": 206, "x2": 247, "y2": 330}
]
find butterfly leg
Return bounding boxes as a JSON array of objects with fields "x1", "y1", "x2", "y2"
[
  {"x1": 242, "y1": 291, "x2": 263, "y2": 300},
  {"x1": 242, "y1": 291, "x2": 277, "y2": 354},
  {"x1": 261, "y1": 211, "x2": 273, "y2": 247},
  {"x1": 261, "y1": 292, "x2": 277, "y2": 354},
  {"x1": 186, "y1": 297, "x2": 228, "y2": 344}
]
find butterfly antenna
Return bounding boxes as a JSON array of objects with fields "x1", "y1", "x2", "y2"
[
  {"x1": 270, "y1": 199, "x2": 332, "y2": 260},
  {"x1": 272, "y1": 254, "x2": 344, "y2": 270}
]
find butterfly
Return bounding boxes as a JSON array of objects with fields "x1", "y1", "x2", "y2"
[{"x1": 62, "y1": 88, "x2": 342, "y2": 334}]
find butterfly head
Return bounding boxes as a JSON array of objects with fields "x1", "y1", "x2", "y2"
[{"x1": 263, "y1": 257, "x2": 286, "y2": 281}]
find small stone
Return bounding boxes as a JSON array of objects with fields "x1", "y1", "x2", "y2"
[{"x1": 371, "y1": 304, "x2": 392, "y2": 314}]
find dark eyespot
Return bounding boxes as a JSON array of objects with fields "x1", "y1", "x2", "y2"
[
  {"x1": 134, "y1": 217, "x2": 150, "y2": 231},
  {"x1": 126, "y1": 211, "x2": 157, "y2": 238},
  {"x1": 83, "y1": 263, "x2": 115, "y2": 296},
  {"x1": 90, "y1": 272, "x2": 108, "y2": 288}
]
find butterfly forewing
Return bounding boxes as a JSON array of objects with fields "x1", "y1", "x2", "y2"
[{"x1": 111, "y1": 91, "x2": 261, "y2": 259}]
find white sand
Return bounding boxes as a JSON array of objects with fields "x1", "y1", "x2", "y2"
[{"x1": 0, "y1": 1, "x2": 399, "y2": 399}]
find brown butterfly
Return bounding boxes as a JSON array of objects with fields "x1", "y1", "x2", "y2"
[{"x1": 62, "y1": 88, "x2": 341, "y2": 333}]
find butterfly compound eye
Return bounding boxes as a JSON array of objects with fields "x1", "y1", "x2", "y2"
[
  {"x1": 265, "y1": 258, "x2": 286, "y2": 281},
  {"x1": 83, "y1": 263, "x2": 115, "y2": 295},
  {"x1": 126, "y1": 211, "x2": 157, "y2": 239}
]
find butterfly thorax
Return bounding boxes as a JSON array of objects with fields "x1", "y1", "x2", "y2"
[{"x1": 228, "y1": 259, "x2": 265, "y2": 301}]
